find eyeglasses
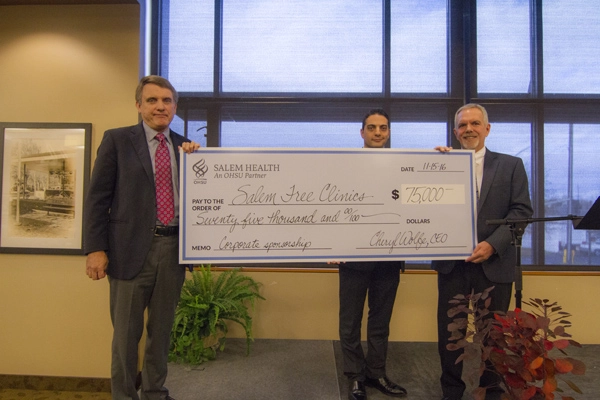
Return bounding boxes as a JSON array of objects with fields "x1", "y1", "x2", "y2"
[{"x1": 365, "y1": 124, "x2": 389, "y2": 133}]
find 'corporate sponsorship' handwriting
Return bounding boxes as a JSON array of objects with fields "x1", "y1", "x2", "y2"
[{"x1": 218, "y1": 236, "x2": 312, "y2": 253}]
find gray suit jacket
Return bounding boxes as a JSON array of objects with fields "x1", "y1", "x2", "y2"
[
  {"x1": 83, "y1": 122, "x2": 189, "y2": 280},
  {"x1": 432, "y1": 149, "x2": 533, "y2": 283}
]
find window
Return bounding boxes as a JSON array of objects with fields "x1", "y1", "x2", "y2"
[
  {"x1": 162, "y1": 0, "x2": 214, "y2": 92},
  {"x1": 477, "y1": 0, "x2": 530, "y2": 93},
  {"x1": 157, "y1": 0, "x2": 600, "y2": 269},
  {"x1": 221, "y1": 122, "x2": 359, "y2": 148},
  {"x1": 544, "y1": 122, "x2": 600, "y2": 265},
  {"x1": 222, "y1": 1, "x2": 383, "y2": 93},
  {"x1": 543, "y1": 0, "x2": 600, "y2": 94},
  {"x1": 390, "y1": 0, "x2": 447, "y2": 93}
]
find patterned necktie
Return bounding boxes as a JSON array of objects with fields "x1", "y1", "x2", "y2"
[{"x1": 155, "y1": 132, "x2": 174, "y2": 226}]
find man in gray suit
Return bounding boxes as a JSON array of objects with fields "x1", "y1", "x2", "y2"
[
  {"x1": 433, "y1": 103, "x2": 533, "y2": 400},
  {"x1": 84, "y1": 75, "x2": 199, "y2": 400}
]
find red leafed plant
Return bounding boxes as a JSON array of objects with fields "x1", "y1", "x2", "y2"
[{"x1": 447, "y1": 287, "x2": 586, "y2": 400}]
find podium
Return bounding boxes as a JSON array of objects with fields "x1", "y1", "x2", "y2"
[{"x1": 486, "y1": 196, "x2": 600, "y2": 308}]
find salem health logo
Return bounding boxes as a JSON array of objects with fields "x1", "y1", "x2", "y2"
[{"x1": 192, "y1": 158, "x2": 208, "y2": 184}]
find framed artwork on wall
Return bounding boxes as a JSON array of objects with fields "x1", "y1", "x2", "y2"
[{"x1": 0, "y1": 122, "x2": 92, "y2": 255}]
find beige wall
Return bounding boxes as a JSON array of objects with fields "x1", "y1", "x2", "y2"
[
  {"x1": 1, "y1": 3, "x2": 599, "y2": 380},
  {"x1": 238, "y1": 271, "x2": 600, "y2": 345},
  {"x1": 0, "y1": 3, "x2": 140, "y2": 378}
]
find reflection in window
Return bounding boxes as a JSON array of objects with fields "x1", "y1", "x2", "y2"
[
  {"x1": 543, "y1": 0, "x2": 600, "y2": 94},
  {"x1": 544, "y1": 124, "x2": 600, "y2": 266},
  {"x1": 222, "y1": 0, "x2": 382, "y2": 92},
  {"x1": 483, "y1": 123, "x2": 532, "y2": 175},
  {"x1": 390, "y1": 0, "x2": 447, "y2": 93},
  {"x1": 477, "y1": 0, "x2": 530, "y2": 93}
]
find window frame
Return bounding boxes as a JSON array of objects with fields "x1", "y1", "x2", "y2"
[{"x1": 149, "y1": 0, "x2": 600, "y2": 271}]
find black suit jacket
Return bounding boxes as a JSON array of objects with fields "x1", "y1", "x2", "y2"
[
  {"x1": 432, "y1": 149, "x2": 533, "y2": 283},
  {"x1": 83, "y1": 122, "x2": 189, "y2": 280}
]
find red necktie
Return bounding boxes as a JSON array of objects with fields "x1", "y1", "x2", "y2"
[{"x1": 155, "y1": 132, "x2": 174, "y2": 226}]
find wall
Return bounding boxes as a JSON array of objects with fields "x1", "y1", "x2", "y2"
[
  {"x1": 0, "y1": 3, "x2": 599, "y2": 380},
  {"x1": 238, "y1": 271, "x2": 600, "y2": 346},
  {"x1": 0, "y1": 3, "x2": 140, "y2": 378}
]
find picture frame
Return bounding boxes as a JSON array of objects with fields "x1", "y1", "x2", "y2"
[{"x1": 0, "y1": 122, "x2": 92, "y2": 255}]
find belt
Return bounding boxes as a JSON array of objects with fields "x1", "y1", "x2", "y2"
[{"x1": 153, "y1": 225, "x2": 179, "y2": 236}]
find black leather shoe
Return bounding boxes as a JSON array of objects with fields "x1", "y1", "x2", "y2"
[
  {"x1": 348, "y1": 380, "x2": 367, "y2": 400},
  {"x1": 365, "y1": 376, "x2": 407, "y2": 397}
]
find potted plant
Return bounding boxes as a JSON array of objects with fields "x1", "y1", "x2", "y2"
[
  {"x1": 447, "y1": 287, "x2": 586, "y2": 400},
  {"x1": 169, "y1": 264, "x2": 265, "y2": 365}
]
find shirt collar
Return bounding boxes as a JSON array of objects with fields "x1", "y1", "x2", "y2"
[
  {"x1": 475, "y1": 147, "x2": 486, "y2": 164},
  {"x1": 142, "y1": 121, "x2": 171, "y2": 144}
]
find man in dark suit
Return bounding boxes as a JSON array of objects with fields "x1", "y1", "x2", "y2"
[
  {"x1": 433, "y1": 103, "x2": 533, "y2": 400},
  {"x1": 84, "y1": 75, "x2": 199, "y2": 400},
  {"x1": 339, "y1": 109, "x2": 407, "y2": 400}
]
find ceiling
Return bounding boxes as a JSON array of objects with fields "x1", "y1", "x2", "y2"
[{"x1": 0, "y1": 0, "x2": 137, "y2": 5}]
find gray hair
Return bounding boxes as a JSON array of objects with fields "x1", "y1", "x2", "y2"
[{"x1": 454, "y1": 103, "x2": 489, "y2": 128}]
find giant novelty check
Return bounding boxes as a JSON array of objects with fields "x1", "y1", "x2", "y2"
[{"x1": 179, "y1": 149, "x2": 477, "y2": 264}]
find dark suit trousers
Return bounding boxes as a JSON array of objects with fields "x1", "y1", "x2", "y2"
[
  {"x1": 109, "y1": 235, "x2": 185, "y2": 400},
  {"x1": 339, "y1": 263, "x2": 400, "y2": 381},
  {"x1": 436, "y1": 262, "x2": 512, "y2": 399}
]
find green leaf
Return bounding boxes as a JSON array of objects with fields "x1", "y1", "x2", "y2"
[{"x1": 169, "y1": 264, "x2": 265, "y2": 365}]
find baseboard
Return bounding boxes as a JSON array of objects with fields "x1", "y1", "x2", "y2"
[{"x1": 0, "y1": 374, "x2": 110, "y2": 392}]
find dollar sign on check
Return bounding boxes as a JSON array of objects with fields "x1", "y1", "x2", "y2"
[{"x1": 391, "y1": 189, "x2": 399, "y2": 200}]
